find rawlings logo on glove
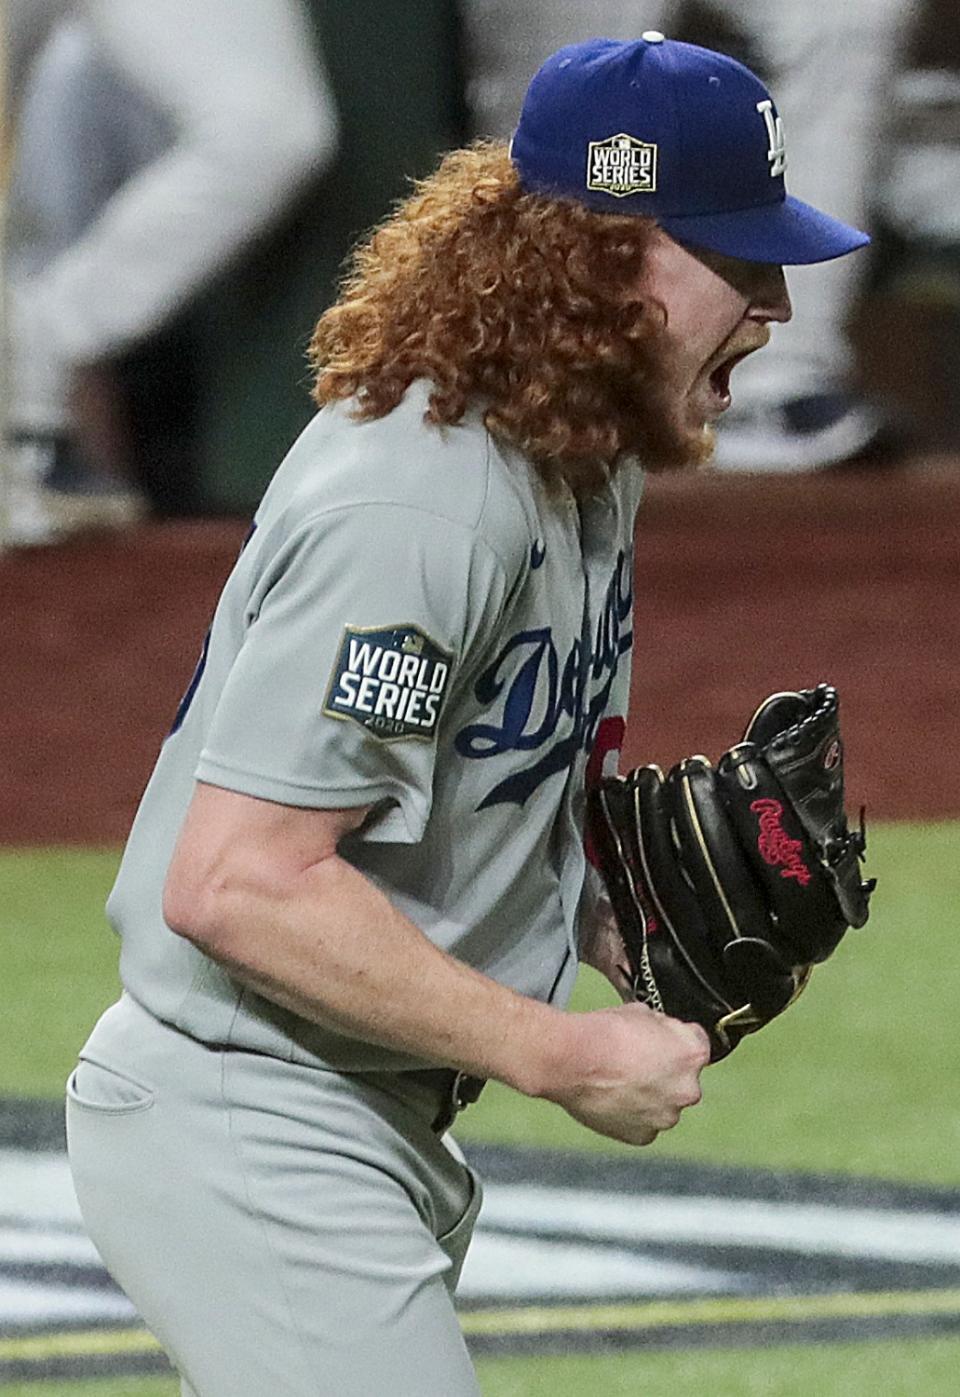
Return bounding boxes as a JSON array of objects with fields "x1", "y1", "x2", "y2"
[
  {"x1": 586, "y1": 684, "x2": 875, "y2": 1060},
  {"x1": 751, "y1": 799, "x2": 812, "y2": 884}
]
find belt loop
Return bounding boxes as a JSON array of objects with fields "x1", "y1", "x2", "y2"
[{"x1": 431, "y1": 1070, "x2": 486, "y2": 1134}]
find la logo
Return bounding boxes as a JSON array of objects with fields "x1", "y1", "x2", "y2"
[{"x1": 756, "y1": 98, "x2": 786, "y2": 177}]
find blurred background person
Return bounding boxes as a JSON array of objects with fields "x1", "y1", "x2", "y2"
[
  {"x1": 6, "y1": 0, "x2": 71, "y2": 105},
  {"x1": 460, "y1": 0, "x2": 915, "y2": 472},
  {"x1": 3, "y1": 0, "x2": 339, "y2": 546},
  {"x1": 874, "y1": 17, "x2": 960, "y2": 393}
]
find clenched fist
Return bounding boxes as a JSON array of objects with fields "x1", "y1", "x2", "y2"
[{"x1": 542, "y1": 1002, "x2": 710, "y2": 1146}]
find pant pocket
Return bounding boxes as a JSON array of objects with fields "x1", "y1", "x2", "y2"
[
  {"x1": 437, "y1": 1166, "x2": 483, "y2": 1295},
  {"x1": 66, "y1": 1057, "x2": 156, "y2": 1114}
]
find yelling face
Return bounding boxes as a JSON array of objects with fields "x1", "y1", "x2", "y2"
[{"x1": 635, "y1": 229, "x2": 792, "y2": 447}]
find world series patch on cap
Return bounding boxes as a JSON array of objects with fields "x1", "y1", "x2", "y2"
[
  {"x1": 323, "y1": 623, "x2": 453, "y2": 742},
  {"x1": 509, "y1": 33, "x2": 870, "y2": 266}
]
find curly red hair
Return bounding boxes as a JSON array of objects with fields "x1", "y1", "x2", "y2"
[{"x1": 309, "y1": 143, "x2": 709, "y2": 496}]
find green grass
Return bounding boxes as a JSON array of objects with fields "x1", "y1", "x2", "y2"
[
  {"x1": 2, "y1": 824, "x2": 959, "y2": 1394},
  {"x1": 9, "y1": 1337, "x2": 960, "y2": 1396},
  {"x1": 481, "y1": 1340, "x2": 960, "y2": 1396},
  {"x1": 0, "y1": 848, "x2": 122, "y2": 1097}
]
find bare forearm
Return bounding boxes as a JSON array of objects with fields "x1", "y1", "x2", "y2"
[
  {"x1": 165, "y1": 790, "x2": 708, "y2": 1146},
  {"x1": 178, "y1": 852, "x2": 565, "y2": 1096}
]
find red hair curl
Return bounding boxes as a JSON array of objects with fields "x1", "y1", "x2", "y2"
[{"x1": 309, "y1": 143, "x2": 708, "y2": 496}]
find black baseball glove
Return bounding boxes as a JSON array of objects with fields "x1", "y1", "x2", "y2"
[{"x1": 586, "y1": 684, "x2": 875, "y2": 1060}]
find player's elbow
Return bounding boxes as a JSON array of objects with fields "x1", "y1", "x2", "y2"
[
  {"x1": 162, "y1": 865, "x2": 224, "y2": 952},
  {"x1": 162, "y1": 847, "x2": 300, "y2": 962},
  {"x1": 161, "y1": 843, "x2": 251, "y2": 956}
]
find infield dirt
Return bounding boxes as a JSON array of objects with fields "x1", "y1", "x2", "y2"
[{"x1": 2, "y1": 463, "x2": 957, "y2": 843}]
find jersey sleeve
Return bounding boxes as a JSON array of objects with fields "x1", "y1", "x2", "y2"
[{"x1": 196, "y1": 501, "x2": 513, "y2": 843}]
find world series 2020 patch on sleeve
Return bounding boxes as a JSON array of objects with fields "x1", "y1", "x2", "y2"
[{"x1": 323, "y1": 624, "x2": 454, "y2": 741}]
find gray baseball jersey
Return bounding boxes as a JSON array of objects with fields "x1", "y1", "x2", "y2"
[{"x1": 107, "y1": 378, "x2": 643, "y2": 1071}]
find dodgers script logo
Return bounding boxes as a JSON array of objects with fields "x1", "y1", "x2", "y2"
[
  {"x1": 323, "y1": 624, "x2": 453, "y2": 742},
  {"x1": 455, "y1": 551, "x2": 632, "y2": 808}
]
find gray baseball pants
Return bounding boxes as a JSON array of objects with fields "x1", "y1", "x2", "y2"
[{"x1": 66, "y1": 994, "x2": 483, "y2": 1396}]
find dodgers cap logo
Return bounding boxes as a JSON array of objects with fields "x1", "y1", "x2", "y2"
[{"x1": 510, "y1": 33, "x2": 869, "y2": 266}]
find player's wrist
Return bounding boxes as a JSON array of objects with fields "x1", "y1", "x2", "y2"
[{"x1": 501, "y1": 1002, "x2": 596, "y2": 1103}]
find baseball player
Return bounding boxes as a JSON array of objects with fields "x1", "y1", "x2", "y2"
[
  {"x1": 462, "y1": 0, "x2": 910, "y2": 471},
  {"x1": 66, "y1": 35, "x2": 869, "y2": 1397}
]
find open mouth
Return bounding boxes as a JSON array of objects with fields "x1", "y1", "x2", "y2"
[{"x1": 708, "y1": 348, "x2": 754, "y2": 409}]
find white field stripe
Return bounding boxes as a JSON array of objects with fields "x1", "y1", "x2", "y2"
[
  {"x1": 0, "y1": 1278, "x2": 136, "y2": 1327},
  {"x1": 0, "y1": 1152, "x2": 85, "y2": 1225},
  {"x1": 0, "y1": 1227, "x2": 103, "y2": 1265},
  {"x1": 478, "y1": 1185, "x2": 960, "y2": 1266},
  {"x1": 5, "y1": 1150, "x2": 960, "y2": 1276},
  {"x1": 458, "y1": 1233, "x2": 740, "y2": 1300}
]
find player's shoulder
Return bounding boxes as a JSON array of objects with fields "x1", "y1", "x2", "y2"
[{"x1": 258, "y1": 380, "x2": 536, "y2": 567}]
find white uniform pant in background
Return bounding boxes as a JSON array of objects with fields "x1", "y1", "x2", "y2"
[
  {"x1": 6, "y1": 0, "x2": 338, "y2": 433},
  {"x1": 66, "y1": 995, "x2": 483, "y2": 1397},
  {"x1": 461, "y1": 0, "x2": 912, "y2": 404},
  {"x1": 5, "y1": 16, "x2": 171, "y2": 433}
]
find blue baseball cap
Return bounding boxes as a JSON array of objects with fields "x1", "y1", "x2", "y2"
[{"x1": 510, "y1": 34, "x2": 869, "y2": 265}]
